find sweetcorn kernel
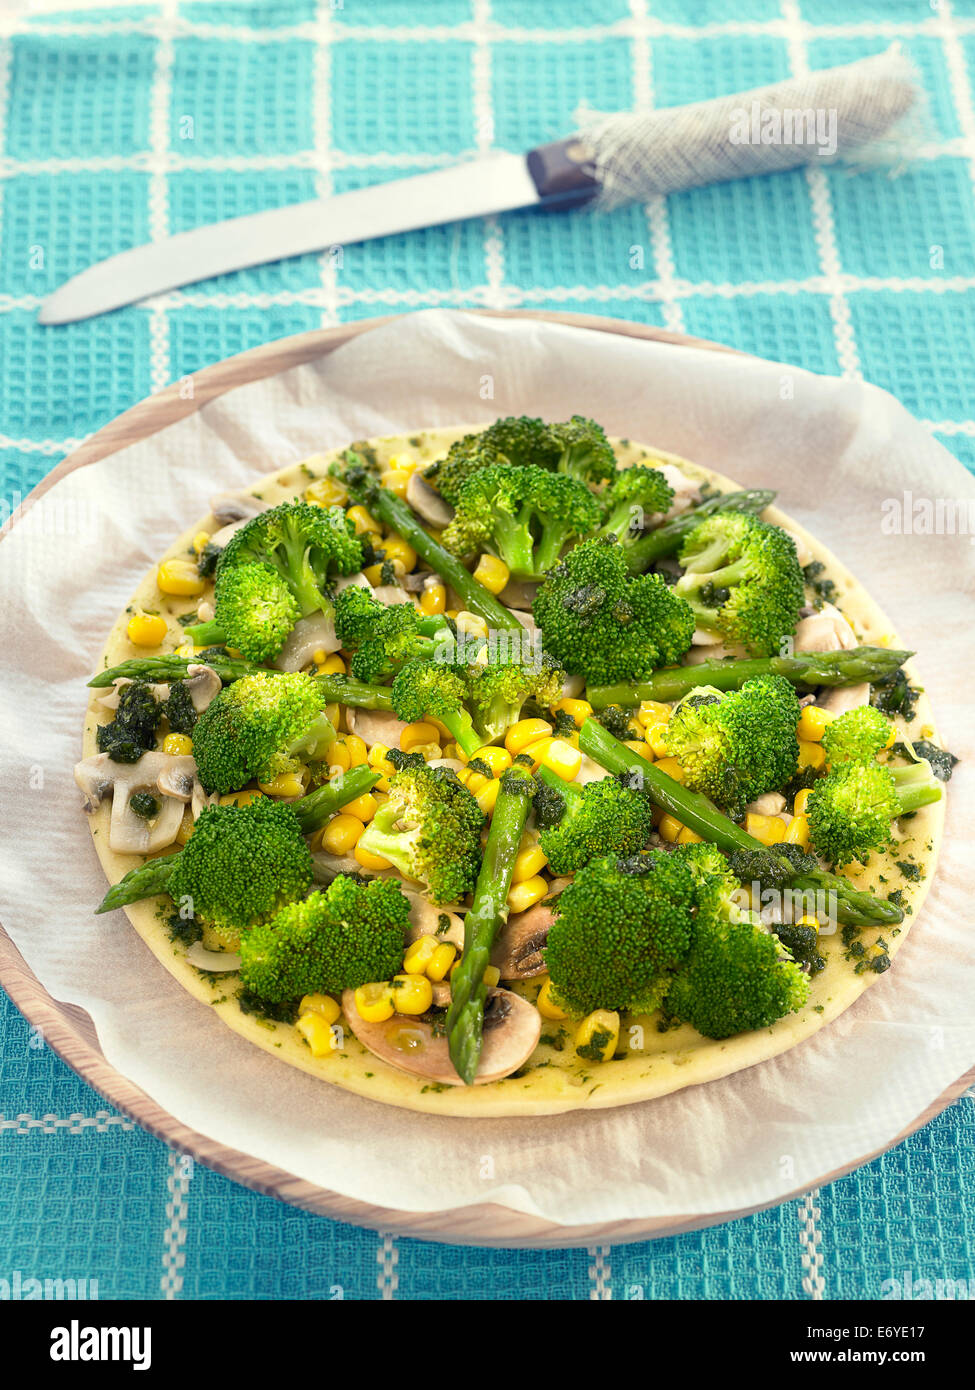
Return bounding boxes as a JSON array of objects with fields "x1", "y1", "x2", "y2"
[
  {"x1": 299, "y1": 993, "x2": 341, "y2": 1025},
  {"x1": 354, "y1": 842, "x2": 392, "y2": 871},
  {"x1": 658, "y1": 815, "x2": 684, "y2": 843},
  {"x1": 192, "y1": 530, "x2": 211, "y2": 555},
  {"x1": 346, "y1": 504, "x2": 382, "y2": 536},
  {"x1": 786, "y1": 814, "x2": 811, "y2": 848},
  {"x1": 157, "y1": 559, "x2": 206, "y2": 596},
  {"x1": 455, "y1": 611, "x2": 489, "y2": 640},
  {"x1": 637, "y1": 700, "x2": 672, "y2": 726},
  {"x1": 512, "y1": 845, "x2": 548, "y2": 883},
  {"x1": 793, "y1": 788, "x2": 813, "y2": 816},
  {"x1": 625, "y1": 739, "x2": 649, "y2": 757},
  {"x1": 507, "y1": 875, "x2": 548, "y2": 913},
  {"x1": 426, "y1": 943, "x2": 456, "y2": 982},
  {"x1": 797, "y1": 740, "x2": 826, "y2": 772},
  {"x1": 320, "y1": 814, "x2": 364, "y2": 855},
  {"x1": 403, "y1": 936, "x2": 438, "y2": 976},
  {"x1": 653, "y1": 756, "x2": 686, "y2": 783},
  {"x1": 380, "y1": 470, "x2": 411, "y2": 498},
  {"x1": 473, "y1": 553, "x2": 510, "y2": 595},
  {"x1": 318, "y1": 653, "x2": 346, "y2": 675},
  {"x1": 343, "y1": 734, "x2": 368, "y2": 767},
  {"x1": 797, "y1": 705, "x2": 835, "y2": 742},
  {"x1": 744, "y1": 813, "x2": 786, "y2": 845},
  {"x1": 383, "y1": 535, "x2": 417, "y2": 570},
  {"x1": 505, "y1": 718, "x2": 553, "y2": 756},
  {"x1": 391, "y1": 974, "x2": 433, "y2": 1016},
  {"x1": 327, "y1": 740, "x2": 352, "y2": 774},
  {"x1": 297, "y1": 1011, "x2": 342, "y2": 1057},
  {"x1": 574, "y1": 1009, "x2": 619, "y2": 1062},
  {"x1": 535, "y1": 738, "x2": 581, "y2": 782},
  {"x1": 175, "y1": 807, "x2": 195, "y2": 845},
  {"x1": 162, "y1": 733, "x2": 193, "y2": 757},
  {"x1": 354, "y1": 981, "x2": 395, "y2": 1023},
  {"x1": 218, "y1": 790, "x2": 263, "y2": 808},
  {"x1": 305, "y1": 476, "x2": 348, "y2": 507},
  {"x1": 258, "y1": 770, "x2": 309, "y2": 799},
  {"x1": 419, "y1": 582, "x2": 446, "y2": 616},
  {"x1": 126, "y1": 612, "x2": 168, "y2": 647},
  {"x1": 537, "y1": 979, "x2": 569, "y2": 1020},
  {"x1": 475, "y1": 780, "x2": 500, "y2": 815},
  {"x1": 644, "y1": 721, "x2": 670, "y2": 758},
  {"x1": 552, "y1": 697, "x2": 592, "y2": 728},
  {"x1": 483, "y1": 966, "x2": 501, "y2": 989},
  {"x1": 342, "y1": 792, "x2": 378, "y2": 823},
  {"x1": 677, "y1": 826, "x2": 704, "y2": 844},
  {"x1": 520, "y1": 738, "x2": 553, "y2": 772},
  {"x1": 401, "y1": 721, "x2": 439, "y2": 752}
]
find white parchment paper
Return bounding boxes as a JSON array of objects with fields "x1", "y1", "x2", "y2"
[{"x1": 1, "y1": 309, "x2": 972, "y2": 1227}]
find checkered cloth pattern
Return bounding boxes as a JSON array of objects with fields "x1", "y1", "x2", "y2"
[{"x1": 1, "y1": 0, "x2": 973, "y2": 1300}]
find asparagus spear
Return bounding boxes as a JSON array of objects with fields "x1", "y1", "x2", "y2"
[
  {"x1": 446, "y1": 759, "x2": 535, "y2": 1084},
  {"x1": 587, "y1": 646, "x2": 914, "y2": 708},
  {"x1": 88, "y1": 652, "x2": 259, "y2": 688},
  {"x1": 624, "y1": 487, "x2": 776, "y2": 572},
  {"x1": 95, "y1": 766, "x2": 378, "y2": 914},
  {"x1": 332, "y1": 452, "x2": 524, "y2": 635},
  {"x1": 578, "y1": 719, "x2": 904, "y2": 928}
]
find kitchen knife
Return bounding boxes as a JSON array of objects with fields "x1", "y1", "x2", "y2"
[
  {"x1": 37, "y1": 141, "x2": 598, "y2": 325},
  {"x1": 38, "y1": 50, "x2": 917, "y2": 325}
]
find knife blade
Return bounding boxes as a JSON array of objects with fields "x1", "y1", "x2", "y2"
[{"x1": 37, "y1": 141, "x2": 598, "y2": 325}]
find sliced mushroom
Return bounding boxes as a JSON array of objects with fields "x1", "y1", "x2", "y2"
[
  {"x1": 685, "y1": 638, "x2": 745, "y2": 663},
  {"x1": 274, "y1": 611, "x2": 340, "y2": 670},
  {"x1": 156, "y1": 757, "x2": 203, "y2": 802},
  {"x1": 745, "y1": 792, "x2": 786, "y2": 817},
  {"x1": 74, "y1": 750, "x2": 196, "y2": 854},
  {"x1": 560, "y1": 673, "x2": 586, "y2": 699},
  {"x1": 195, "y1": 598, "x2": 215, "y2": 625},
  {"x1": 427, "y1": 757, "x2": 464, "y2": 774},
  {"x1": 402, "y1": 889, "x2": 464, "y2": 948},
  {"x1": 657, "y1": 464, "x2": 702, "y2": 516},
  {"x1": 574, "y1": 754, "x2": 613, "y2": 786},
  {"x1": 184, "y1": 942, "x2": 241, "y2": 973},
  {"x1": 406, "y1": 471, "x2": 454, "y2": 527},
  {"x1": 209, "y1": 518, "x2": 251, "y2": 549},
  {"x1": 341, "y1": 985, "x2": 541, "y2": 1085},
  {"x1": 344, "y1": 704, "x2": 411, "y2": 750},
  {"x1": 335, "y1": 571, "x2": 372, "y2": 593},
  {"x1": 209, "y1": 489, "x2": 271, "y2": 525},
  {"x1": 498, "y1": 577, "x2": 539, "y2": 610},
  {"x1": 818, "y1": 682, "x2": 871, "y2": 716},
  {"x1": 96, "y1": 677, "x2": 170, "y2": 712},
  {"x1": 491, "y1": 878, "x2": 571, "y2": 979},
  {"x1": 371, "y1": 584, "x2": 412, "y2": 607},
  {"x1": 184, "y1": 663, "x2": 222, "y2": 712},
  {"x1": 794, "y1": 602, "x2": 857, "y2": 654}
]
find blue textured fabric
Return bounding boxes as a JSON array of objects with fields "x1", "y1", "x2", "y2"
[{"x1": 1, "y1": 0, "x2": 973, "y2": 1300}]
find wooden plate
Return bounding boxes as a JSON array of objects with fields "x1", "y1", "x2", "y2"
[{"x1": 1, "y1": 308, "x2": 970, "y2": 1248}]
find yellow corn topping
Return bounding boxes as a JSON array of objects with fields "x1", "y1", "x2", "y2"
[
  {"x1": 299, "y1": 993, "x2": 341, "y2": 1025},
  {"x1": 505, "y1": 718, "x2": 553, "y2": 755},
  {"x1": 426, "y1": 942, "x2": 457, "y2": 981},
  {"x1": 318, "y1": 653, "x2": 346, "y2": 675},
  {"x1": 637, "y1": 699, "x2": 671, "y2": 726},
  {"x1": 537, "y1": 979, "x2": 569, "y2": 1020},
  {"x1": 192, "y1": 530, "x2": 211, "y2": 555},
  {"x1": 379, "y1": 470, "x2": 411, "y2": 498},
  {"x1": 258, "y1": 770, "x2": 308, "y2": 799},
  {"x1": 793, "y1": 788, "x2": 813, "y2": 816},
  {"x1": 346, "y1": 504, "x2": 382, "y2": 536},
  {"x1": 391, "y1": 974, "x2": 433, "y2": 1016},
  {"x1": 297, "y1": 1011, "x2": 342, "y2": 1057},
  {"x1": 305, "y1": 476, "x2": 347, "y2": 507},
  {"x1": 162, "y1": 733, "x2": 193, "y2": 757},
  {"x1": 419, "y1": 581, "x2": 446, "y2": 616},
  {"x1": 677, "y1": 825, "x2": 704, "y2": 844},
  {"x1": 354, "y1": 981, "x2": 395, "y2": 1023},
  {"x1": 658, "y1": 814, "x2": 684, "y2": 843},
  {"x1": 473, "y1": 553, "x2": 510, "y2": 594},
  {"x1": 383, "y1": 535, "x2": 417, "y2": 570},
  {"x1": 127, "y1": 612, "x2": 167, "y2": 647},
  {"x1": 403, "y1": 936, "x2": 438, "y2": 975},
  {"x1": 475, "y1": 780, "x2": 500, "y2": 815},
  {"x1": 507, "y1": 875, "x2": 548, "y2": 913},
  {"x1": 575, "y1": 1009, "x2": 619, "y2": 1062},
  {"x1": 786, "y1": 813, "x2": 811, "y2": 848},
  {"x1": 512, "y1": 844, "x2": 548, "y2": 883},
  {"x1": 552, "y1": 697, "x2": 592, "y2": 728},
  {"x1": 218, "y1": 789, "x2": 263, "y2": 808},
  {"x1": 535, "y1": 737, "x2": 582, "y2": 781},
  {"x1": 175, "y1": 807, "x2": 195, "y2": 845},
  {"x1": 354, "y1": 842, "x2": 392, "y2": 871},
  {"x1": 401, "y1": 721, "x2": 439, "y2": 752},
  {"x1": 644, "y1": 720, "x2": 670, "y2": 759},
  {"x1": 797, "y1": 705, "x2": 835, "y2": 742},
  {"x1": 320, "y1": 813, "x2": 364, "y2": 855},
  {"x1": 797, "y1": 739, "x2": 826, "y2": 772},
  {"x1": 744, "y1": 813, "x2": 787, "y2": 845},
  {"x1": 157, "y1": 558, "x2": 205, "y2": 596},
  {"x1": 342, "y1": 792, "x2": 377, "y2": 823}
]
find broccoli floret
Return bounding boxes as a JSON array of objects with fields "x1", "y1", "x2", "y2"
[
  {"x1": 167, "y1": 796, "x2": 314, "y2": 940},
  {"x1": 390, "y1": 660, "x2": 482, "y2": 758},
  {"x1": 807, "y1": 759, "x2": 942, "y2": 867},
  {"x1": 339, "y1": 595, "x2": 449, "y2": 683},
  {"x1": 237, "y1": 875, "x2": 410, "y2": 1004},
  {"x1": 192, "y1": 670, "x2": 335, "y2": 794},
  {"x1": 891, "y1": 738, "x2": 958, "y2": 783},
  {"x1": 531, "y1": 773, "x2": 568, "y2": 830},
  {"x1": 548, "y1": 415, "x2": 617, "y2": 487},
  {"x1": 544, "y1": 851, "x2": 698, "y2": 1015},
  {"x1": 597, "y1": 464, "x2": 675, "y2": 552},
  {"x1": 186, "y1": 501, "x2": 363, "y2": 659},
  {"x1": 163, "y1": 679, "x2": 198, "y2": 735},
  {"x1": 536, "y1": 769, "x2": 655, "y2": 875},
  {"x1": 425, "y1": 416, "x2": 563, "y2": 506},
  {"x1": 727, "y1": 842, "x2": 820, "y2": 893},
  {"x1": 596, "y1": 704, "x2": 639, "y2": 740},
  {"x1": 822, "y1": 705, "x2": 893, "y2": 767},
  {"x1": 676, "y1": 512, "x2": 805, "y2": 657},
  {"x1": 662, "y1": 843, "x2": 809, "y2": 1037},
  {"x1": 441, "y1": 464, "x2": 602, "y2": 579},
  {"x1": 662, "y1": 676, "x2": 801, "y2": 817},
  {"x1": 533, "y1": 537, "x2": 695, "y2": 685},
  {"x1": 870, "y1": 668, "x2": 921, "y2": 721},
  {"x1": 462, "y1": 649, "x2": 565, "y2": 744},
  {"x1": 96, "y1": 680, "x2": 162, "y2": 763},
  {"x1": 773, "y1": 922, "x2": 826, "y2": 976},
  {"x1": 129, "y1": 791, "x2": 160, "y2": 820},
  {"x1": 355, "y1": 762, "x2": 485, "y2": 903}
]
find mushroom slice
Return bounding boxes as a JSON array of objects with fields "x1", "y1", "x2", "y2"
[
  {"x1": 156, "y1": 755, "x2": 203, "y2": 803},
  {"x1": 274, "y1": 611, "x2": 340, "y2": 670},
  {"x1": 491, "y1": 877, "x2": 571, "y2": 979},
  {"x1": 208, "y1": 489, "x2": 271, "y2": 525},
  {"x1": 794, "y1": 602, "x2": 857, "y2": 654},
  {"x1": 74, "y1": 750, "x2": 198, "y2": 854},
  {"x1": 184, "y1": 663, "x2": 222, "y2": 712},
  {"x1": 96, "y1": 677, "x2": 170, "y2": 712},
  {"x1": 498, "y1": 578, "x2": 539, "y2": 611},
  {"x1": 819, "y1": 682, "x2": 871, "y2": 716},
  {"x1": 341, "y1": 986, "x2": 541, "y2": 1086},
  {"x1": 657, "y1": 464, "x2": 702, "y2": 517},
  {"x1": 406, "y1": 471, "x2": 454, "y2": 527},
  {"x1": 184, "y1": 942, "x2": 241, "y2": 973},
  {"x1": 371, "y1": 584, "x2": 412, "y2": 607},
  {"x1": 402, "y1": 889, "x2": 464, "y2": 949},
  {"x1": 344, "y1": 705, "x2": 412, "y2": 750}
]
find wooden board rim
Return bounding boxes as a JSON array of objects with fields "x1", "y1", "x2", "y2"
[{"x1": 1, "y1": 307, "x2": 970, "y2": 1249}]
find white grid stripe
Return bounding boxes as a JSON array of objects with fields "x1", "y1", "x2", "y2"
[
  {"x1": 473, "y1": 0, "x2": 507, "y2": 309},
  {"x1": 798, "y1": 1190, "x2": 826, "y2": 1299},
  {"x1": 631, "y1": 0, "x2": 684, "y2": 334},
  {"x1": 782, "y1": 0, "x2": 862, "y2": 380},
  {"x1": 0, "y1": 1111, "x2": 136, "y2": 1133},
  {"x1": 312, "y1": 1, "x2": 339, "y2": 329},
  {"x1": 588, "y1": 1244, "x2": 613, "y2": 1300},
  {"x1": 376, "y1": 1231, "x2": 399, "y2": 1299},
  {"x1": 161, "y1": 1149, "x2": 191, "y2": 1300},
  {"x1": 147, "y1": 0, "x2": 176, "y2": 393}
]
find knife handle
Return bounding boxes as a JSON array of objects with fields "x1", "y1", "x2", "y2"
[{"x1": 526, "y1": 137, "x2": 600, "y2": 210}]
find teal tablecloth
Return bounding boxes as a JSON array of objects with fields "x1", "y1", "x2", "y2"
[{"x1": 1, "y1": 0, "x2": 973, "y2": 1300}]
